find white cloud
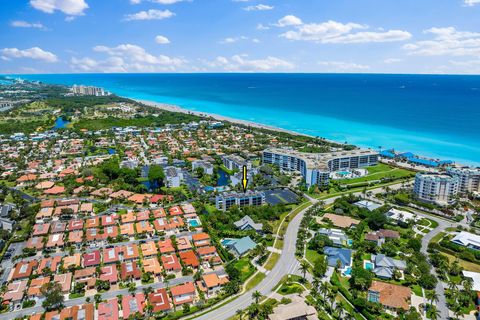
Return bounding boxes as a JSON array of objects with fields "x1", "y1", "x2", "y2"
[
  {"x1": 244, "y1": 4, "x2": 273, "y2": 11},
  {"x1": 276, "y1": 15, "x2": 302, "y2": 27},
  {"x1": 155, "y1": 35, "x2": 171, "y2": 44},
  {"x1": 257, "y1": 23, "x2": 270, "y2": 30},
  {"x1": 206, "y1": 54, "x2": 294, "y2": 71},
  {"x1": 131, "y1": 0, "x2": 186, "y2": 3},
  {"x1": 1, "y1": 47, "x2": 58, "y2": 62},
  {"x1": 383, "y1": 58, "x2": 403, "y2": 64},
  {"x1": 124, "y1": 9, "x2": 175, "y2": 21},
  {"x1": 280, "y1": 19, "x2": 411, "y2": 44},
  {"x1": 30, "y1": 0, "x2": 88, "y2": 16},
  {"x1": 404, "y1": 27, "x2": 480, "y2": 56},
  {"x1": 318, "y1": 61, "x2": 370, "y2": 72},
  {"x1": 464, "y1": 0, "x2": 480, "y2": 6},
  {"x1": 219, "y1": 36, "x2": 259, "y2": 44},
  {"x1": 72, "y1": 43, "x2": 185, "y2": 72},
  {"x1": 10, "y1": 20, "x2": 46, "y2": 29}
]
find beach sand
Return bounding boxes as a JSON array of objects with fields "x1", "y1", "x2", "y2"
[{"x1": 136, "y1": 98, "x2": 321, "y2": 140}]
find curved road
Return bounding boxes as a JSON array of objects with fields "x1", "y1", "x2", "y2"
[{"x1": 196, "y1": 182, "x2": 410, "y2": 320}]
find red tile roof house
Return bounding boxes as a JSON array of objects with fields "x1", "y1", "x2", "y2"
[
  {"x1": 53, "y1": 272, "x2": 72, "y2": 293},
  {"x1": 121, "y1": 244, "x2": 140, "y2": 261},
  {"x1": 141, "y1": 241, "x2": 158, "y2": 258},
  {"x1": 74, "y1": 267, "x2": 96, "y2": 289},
  {"x1": 38, "y1": 256, "x2": 62, "y2": 274},
  {"x1": 136, "y1": 220, "x2": 154, "y2": 234},
  {"x1": 68, "y1": 230, "x2": 83, "y2": 246},
  {"x1": 102, "y1": 215, "x2": 117, "y2": 227},
  {"x1": 161, "y1": 254, "x2": 182, "y2": 273},
  {"x1": 176, "y1": 236, "x2": 193, "y2": 252},
  {"x1": 136, "y1": 210, "x2": 150, "y2": 221},
  {"x1": 99, "y1": 265, "x2": 118, "y2": 284},
  {"x1": 83, "y1": 251, "x2": 101, "y2": 267},
  {"x1": 181, "y1": 203, "x2": 196, "y2": 214},
  {"x1": 98, "y1": 298, "x2": 119, "y2": 320},
  {"x1": 197, "y1": 246, "x2": 221, "y2": 264},
  {"x1": 192, "y1": 233, "x2": 211, "y2": 247},
  {"x1": 170, "y1": 282, "x2": 196, "y2": 306},
  {"x1": 46, "y1": 233, "x2": 65, "y2": 249},
  {"x1": 103, "y1": 247, "x2": 121, "y2": 264},
  {"x1": 50, "y1": 221, "x2": 67, "y2": 233},
  {"x1": 154, "y1": 218, "x2": 171, "y2": 232},
  {"x1": 68, "y1": 219, "x2": 84, "y2": 231},
  {"x1": 104, "y1": 225, "x2": 119, "y2": 239},
  {"x1": 27, "y1": 276, "x2": 50, "y2": 299},
  {"x1": 121, "y1": 261, "x2": 142, "y2": 281},
  {"x1": 85, "y1": 228, "x2": 101, "y2": 242},
  {"x1": 26, "y1": 236, "x2": 45, "y2": 251},
  {"x1": 149, "y1": 288, "x2": 172, "y2": 313},
  {"x1": 2, "y1": 280, "x2": 28, "y2": 306},
  {"x1": 152, "y1": 208, "x2": 167, "y2": 218},
  {"x1": 199, "y1": 273, "x2": 229, "y2": 296},
  {"x1": 85, "y1": 217, "x2": 99, "y2": 228},
  {"x1": 32, "y1": 223, "x2": 50, "y2": 236},
  {"x1": 168, "y1": 206, "x2": 183, "y2": 216},
  {"x1": 158, "y1": 238, "x2": 175, "y2": 254},
  {"x1": 11, "y1": 260, "x2": 37, "y2": 281},
  {"x1": 179, "y1": 250, "x2": 200, "y2": 269},
  {"x1": 122, "y1": 293, "x2": 145, "y2": 318}
]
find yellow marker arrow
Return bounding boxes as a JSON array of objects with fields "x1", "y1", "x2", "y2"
[{"x1": 242, "y1": 165, "x2": 248, "y2": 192}]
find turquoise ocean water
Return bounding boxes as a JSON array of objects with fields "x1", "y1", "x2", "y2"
[{"x1": 15, "y1": 73, "x2": 480, "y2": 166}]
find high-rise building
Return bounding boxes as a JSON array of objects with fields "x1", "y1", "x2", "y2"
[
  {"x1": 72, "y1": 85, "x2": 108, "y2": 96},
  {"x1": 262, "y1": 148, "x2": 378, "y2": 186},
  {"x1": 413, "y1": 173, "x2": 459, "y2": 205},
  {"x1": 447, "y1": 167, "x2": 480, "y2": 194}
]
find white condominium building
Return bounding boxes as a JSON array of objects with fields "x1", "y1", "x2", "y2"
[
  {"x1": 72, "y1": 85, "x2": 108, "y2": 96},
  {"x1": 413, "y1": 173, "x2": 459, "y2": 205},
  {"x1": 447, "y1": 167, "x2": 480, "y2": 194},
  {"x1": 262, "y1": 148, "x2": 379, "y2": 186}
]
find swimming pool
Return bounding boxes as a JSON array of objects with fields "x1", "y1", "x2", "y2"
[
  {"x1": 188, "y1": 219, "x2": 201, "y2": 227},
  {"x1": 221, "y1": 239, "x2": 236, "y2": 246},
  {"x1": 347, "y1": 239, "x2": 353, "y2": 246},
  {"x1": 365, "y1": 262, "x2": 374, "y2": 270},
  {"x1": 343, "y1": 267, "x2": 352, "y2": 276}
]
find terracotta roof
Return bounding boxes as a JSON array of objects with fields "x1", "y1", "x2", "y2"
[
  {"x1": 28, "y1": 276, "x2": 50, "y2": 297},
  {"x1": 2, "y1": 280, "x2": 27, "y2": 302},
  {"x1": 44, "y1": 185, "x2": 65, "y2": 195},
  {"x1": 143, "y1": 257, "x2": 163, "y2": 275},
  {"x1": 203, "y1": 273, "x2": 229, "y2": 289},
  {"x1": 53, "y1": 272, "x2": 72, "y2": 293},
  {"x1": 149, "y1": 288, "x2": 171, "y2": 312},
  {"x1": 11, "y1": 260, "x2": 37, "y2": 280},
  {"x1": 369, "y1": 281, "x2": 411, "y2": 310},
  {"x1": 122, "y1": 294, "x2": 145, "y2": 318},
  {"x1": 323, "y1": 213, "x2": 360, "y2": 229},
  {"x1": 99, "y1": 265, "x2": 118, "y2": 284},
  {"x1": 98, "y1": 298, "x2": 119, "y2": 320},
  {"x1": 179, "y1": 250, "x2": 200, "y2": 268}
]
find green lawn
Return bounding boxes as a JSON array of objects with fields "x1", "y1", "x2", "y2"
[
  {"x1": 278, "y1": 282, "x2": 304, "y2": 295},
  {"x1": 339, "y1": 164, "x2": 414, "y2": 185},
  {"x1": 244, "y1": 272, "x2": 266, "y2": 291},
  {"x1": 430, "y1": 232, "x2": 446, "y2": 244},
  {"x1": 305, "y1": 249, "x2": 323, "y2": 265},
  {"x1": 233, "y1": 258, "x2": 256, "y2": 282},
  {"x1": 264, "y1": 253, "x2": 280, "y2": 271}
]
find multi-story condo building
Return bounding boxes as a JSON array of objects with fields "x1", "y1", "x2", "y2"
[
  {"x1": 262, "y1": 148, "x2": 379, "y2": 186},
  {"x1": 72, "y1": 85, "x2": 108, "y2": 96},
  {"x1": 222, "y1": 155, "x2": 251, "y2": 172},
  {"x1": 215, "y1": 191, "x2": 265, "y2": 211},
  {"x1": 447, "y1": 167, "x2": 480, "y2": 194},
  {"x1": 413, "y1": 173, "x2": 459, "y2": 205}
]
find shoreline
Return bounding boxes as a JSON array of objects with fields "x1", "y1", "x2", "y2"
[
  {"x1": 135, "y1": 98, "x2": 478, "y2": 168},
  {"x1": 136, "y1": 99, "x2": 343, "y2": 146}
]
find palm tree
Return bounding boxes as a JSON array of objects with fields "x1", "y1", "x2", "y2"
[
  {"x1": 299, "y1": 261, "x2": 309, "y2": 280},
  {"x1": 320, "y1": 282, "x2": 329, "y2": 301},
  {"x1": 425, "y1": 290, "x2": 439, "y2": 307},
  {"x1": 235, "y1": 309, "x2": 244, "y2": 320},
  {"x1": 335, "y1": 304, "x2": 344, "y2": 319},
  {"x1": 429, "y1": 306, "x2": 441, "y2": 320},
  {"x1": 448, "y1": 281, "x2": 458, "y2": 292},
  {"x1": 252, "y1": 290, "x2": 262, "y2": 304},
  {"x1": 463, "y1": 277, "x2": 473, "y2": 293}
]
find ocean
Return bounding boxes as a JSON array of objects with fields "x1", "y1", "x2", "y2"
[{"x1": 16, "y1": 73, "x2": 480, "y2": 166}]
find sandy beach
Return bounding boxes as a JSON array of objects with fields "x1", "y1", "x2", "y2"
[{"x1": 136, "y1": 98, "x2": 321, "y2": 140}]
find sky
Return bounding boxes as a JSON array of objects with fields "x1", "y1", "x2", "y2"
[{"x1": 1, "y1": 0, "x2": 480, "y2": 74}]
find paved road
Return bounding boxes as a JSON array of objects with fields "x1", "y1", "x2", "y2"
[{"x1": 194, "y1": 182, "x2": 410, "y2": 320}]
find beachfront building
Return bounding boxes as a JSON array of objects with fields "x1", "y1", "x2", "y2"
[
  {"x1": 413, "y1": 173, "x2": 459, "y2": 205},
  {"x1": 215, "y1": 191, "x2": 265, "y2": 211},
  {"x1": 262, "y1": 148, "x2": 379, "y2": 186},
  {"x1": 447, "y1": 167, "x2": 480, "y2": 194},
  {"x1": 71, "y1": 85, "x2": 109, "y2": 96}
]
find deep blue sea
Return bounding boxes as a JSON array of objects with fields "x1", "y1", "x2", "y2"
[{"x1": 16, "y1": 73, "x2": 480, "y2": 166}]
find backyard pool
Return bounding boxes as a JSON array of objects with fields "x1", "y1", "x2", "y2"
[
  {"x1": 365, "y1": 262, "x2": 374, "y2": 270},
  {"x1": 343, "y1": 267, "x2": 352, "y2": 276},
  {"x1": 188, "y1": 219, "x2": 201, "y2": 227}
]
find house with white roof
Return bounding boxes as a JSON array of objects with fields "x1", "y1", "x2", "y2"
[
  {"x1": 386, "y1": 208, "x2": 419, "y2": 223},
  {"x1": 451, "y1": 231, "x2": 480, "y2": 251}
]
